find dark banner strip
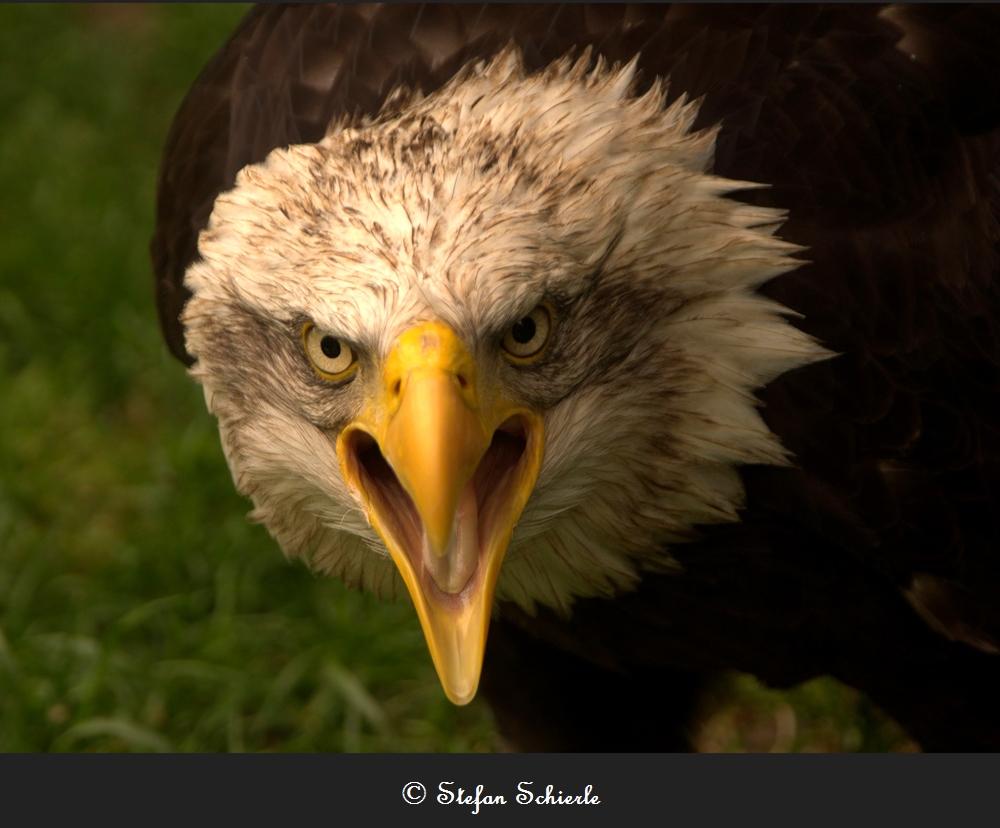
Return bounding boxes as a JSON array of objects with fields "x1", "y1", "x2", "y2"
[{"x1": 1, "y1": 753, "x2": 997, "y2": 824}]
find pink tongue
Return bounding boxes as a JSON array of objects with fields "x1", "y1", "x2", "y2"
[{"x1": 423, "y1": 478, "x2": 479, "y2": 595}]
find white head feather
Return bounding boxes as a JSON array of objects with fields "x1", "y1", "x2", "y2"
[{"x1": 182, "y1": 46, "x2": 829, "y2": 614}]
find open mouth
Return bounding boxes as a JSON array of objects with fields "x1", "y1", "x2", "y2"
[
  {"x1": 330, "y1": 320, "x2": 546, "y2": 704},
  {"x1": 341, "y1": 416, "x2": 530, "y2": 608}
]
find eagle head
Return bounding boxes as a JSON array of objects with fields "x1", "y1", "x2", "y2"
[{"x1": 181, "y1": 47, "x2": 827, "y2": 704}]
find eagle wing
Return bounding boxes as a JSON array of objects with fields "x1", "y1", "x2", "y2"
[{"x1": 153, "y1": 4, "x2": 1000, "y2": 750}]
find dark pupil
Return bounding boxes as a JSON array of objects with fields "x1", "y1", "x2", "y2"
[
  {"x1": 511, "y1": 317, "x2": 536, "y2": 344},
  {"x1": 320, "y1": 336, "x2": 341, "y2": 359}
]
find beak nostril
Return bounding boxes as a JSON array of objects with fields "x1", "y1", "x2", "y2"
[
  {"x1": 392, "y1": 379, "x2": 402, "y2": 398},
  {"x1": 456, "y1": 373, "x2": 468, "y2": 390}
]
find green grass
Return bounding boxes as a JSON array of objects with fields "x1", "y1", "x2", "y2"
[
  {"x1": 0, "y1": 3, "x2": 495, "y2": 753},
  {"x1": 0, "y1": 4, "x2": 913, "y2": 752}
]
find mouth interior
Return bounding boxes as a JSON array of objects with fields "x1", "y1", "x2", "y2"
[{"x1": 344, "y1": 417, "x2": 529, "y2": 603}]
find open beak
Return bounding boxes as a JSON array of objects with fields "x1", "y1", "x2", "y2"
[{"x1": 335, "y1": 322, "x2": 544, "y2": 704}]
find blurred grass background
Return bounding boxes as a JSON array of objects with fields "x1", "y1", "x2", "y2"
[{"x1": 0, "y1": 3, "x2": 916, "y2": 752}]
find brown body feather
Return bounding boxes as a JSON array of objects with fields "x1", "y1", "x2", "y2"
[{"x1": 153, "y1": 4, "x2": 1000, "y2": 750}]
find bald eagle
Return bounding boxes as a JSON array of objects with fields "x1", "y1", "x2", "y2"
[{"x1": 152, "y1": 4, "x2": 1000, "y2": 750}]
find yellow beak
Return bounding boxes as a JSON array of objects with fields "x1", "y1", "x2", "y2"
[{"x1": 336, "y1": 322, "x2": 544, "y2": 704}]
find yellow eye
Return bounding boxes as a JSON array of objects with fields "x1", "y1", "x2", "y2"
[
  {"x1": 303, "y1": 323, "x2": 358, "y2": 380},
  {"x1": 501, "y1": 304, "x2": 552, "y2": 363}
]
